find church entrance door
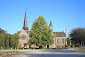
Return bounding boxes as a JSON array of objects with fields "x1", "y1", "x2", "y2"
[{"x1": 24, "y1": 43, "x2": 27, "y2": 48}]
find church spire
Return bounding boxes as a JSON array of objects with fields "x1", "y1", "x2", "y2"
[
  {"x1": 49, "y1": 20, "x2": 52, "y2": 26},
  {"x1": 23, "y1": 11, "x2": 29, "y2": 31},
  {"x1": 64, "y1": 29, "x2": 66, "y2": 34},
  {"x1": 49, "y1": 20, "x2": 53, "y2": 30}
]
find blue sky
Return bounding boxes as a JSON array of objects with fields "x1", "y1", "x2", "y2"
[{"x1": 0, "y1": 0, "x2": 85, "y2": 37}]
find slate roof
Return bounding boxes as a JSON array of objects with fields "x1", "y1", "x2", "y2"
[
  {"x1": 17, "y1": 31, "x2": 21, "y2": 34},
  {"x1": 26, "y1": 31, "x2": 30, "y2": 34},
  {"x1": 16, "y1": 31, "x2": 66, "y2": 37},
  {"x1": 53, "y1": 32, "x2": 66, "y2": 37}
]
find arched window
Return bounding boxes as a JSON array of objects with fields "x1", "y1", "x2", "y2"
[{"x1": 62, "y1": 39, "x2": 64, "y2": 44}]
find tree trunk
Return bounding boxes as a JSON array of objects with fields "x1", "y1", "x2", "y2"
[
  {"x1": 81, "y1": 42, "x2": 83, "y2": 47},
  {"x1": 83, "y1": 42, "x2": 84, "y2": 46},
  {"x1": 70, "y1": 40, "x2": 71, "y2": 45},
  {"x1": 47, "y1": 45, "x2": 49, "y2": 48}
]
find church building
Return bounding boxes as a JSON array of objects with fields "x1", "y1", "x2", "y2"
[
  {"x1": 17, "y1": 11, "x2": 67, "y2": 48},
  {"x1": 49, "y1": 21, "x2": 67, "y2": 48}
]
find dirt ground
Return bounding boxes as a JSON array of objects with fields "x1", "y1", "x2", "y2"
[{"x1": 0, "y1": 51, "x2": 22, "y2": 57}]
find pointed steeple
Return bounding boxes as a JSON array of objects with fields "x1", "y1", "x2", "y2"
[
  {"x1": 64, "y1": 29, "x2": 66, "y2": 34},
  {"x1": 23, "y1": 11, "x2": 29, "y2": 31},
  {"x1": 64, "y1": 29, "x2": 66, "y2": 33},
  {"x1": 49, "y1": 20, "x2": 53, "y2": 30},
  {"x1": 49, "y1": 20, "x2": 52, "y2": 26}
]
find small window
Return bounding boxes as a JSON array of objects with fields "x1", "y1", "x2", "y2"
[{"x1": 62, "y1": 39, "x2": 64, "y2": 44}]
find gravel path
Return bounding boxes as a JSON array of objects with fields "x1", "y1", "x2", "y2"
[{"x1": 10, "y1": 48, "x2": 85, "y2": 57}]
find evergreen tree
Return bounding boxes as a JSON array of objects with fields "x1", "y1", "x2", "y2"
[
  {"x1": 0, "y1": 28, "x2": 20, "y2": 49},
  {"x1": 0, "y1": 33, "x2": 5, "y2": 49},
  {"x1": 29, "y1": 16, "x2": 54, "y2": 48},
  {"x1": 0, "y1": 28, "x2": 6, "y2": 49},
  {"x1": 13, "y1": 34, "x2": 20, "y2": 49}
]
